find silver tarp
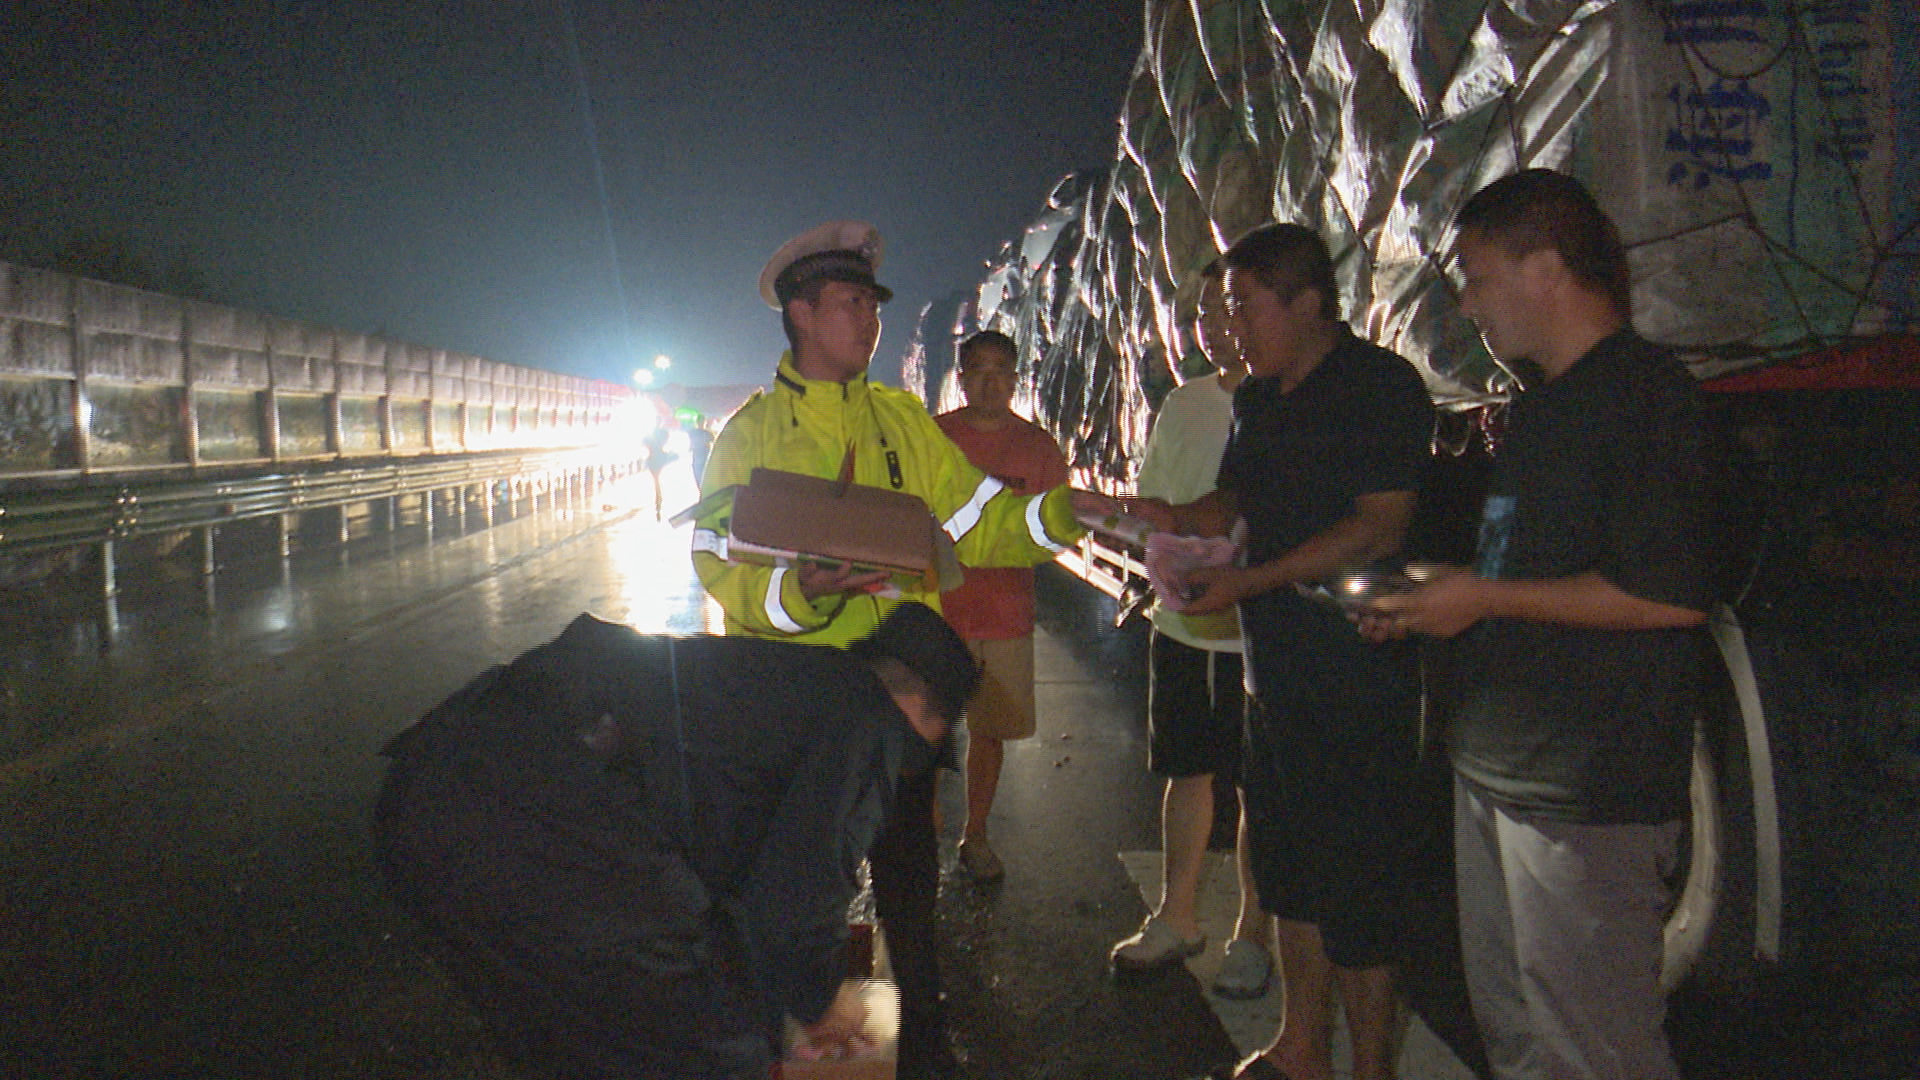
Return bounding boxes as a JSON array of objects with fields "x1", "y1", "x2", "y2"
[{"x1": 908, "y1": 0, "x2": 1918, "y2": 486}]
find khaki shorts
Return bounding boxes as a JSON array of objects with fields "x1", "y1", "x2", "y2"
[{"x1": 962, "y1": 636, "x2": 1036, "y2": 740}]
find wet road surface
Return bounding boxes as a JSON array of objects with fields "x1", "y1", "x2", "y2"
[
  {"x1": 0, "y1": 479, "x2": 1251, "y2": 1080},
  {"x1": 0, "y1": 474, "x2": 1914, "y2": 1079}
]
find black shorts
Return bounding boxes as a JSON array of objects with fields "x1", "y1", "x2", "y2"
[
  {"x1": 1240, "y1": 694, "x2": 1440, "y2": 969},
  {"x1": 1146, "y1": 629, "x2": 1246, "y2": 780}
]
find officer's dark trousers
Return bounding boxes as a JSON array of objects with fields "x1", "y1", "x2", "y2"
[{"x1": 868, "y1": 764, "x2": 942, "y2": 1035}]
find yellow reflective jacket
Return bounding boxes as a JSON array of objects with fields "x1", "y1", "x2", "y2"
[{"x1": 693, "y1": 353, "x2": 1085, "y2": 646}]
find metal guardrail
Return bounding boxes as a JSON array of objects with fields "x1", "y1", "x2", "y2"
[
  {"x1": 0, "y1": 448, "x2": 636, "y2": 558},
  {"x1": 1057, "y1": 532, "x2": 1151, "y2": 623}
]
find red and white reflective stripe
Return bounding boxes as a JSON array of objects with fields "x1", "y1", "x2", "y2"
[
  {"x1": 764, "y1": 567, "x2": 805, "y2": 634},
  {"x1": 942, "y1": 475, "x2": 1004, "y2": 542},
  {"x1": 691, "y1": 528, "x2": 729, "y2": 559},
  {"x1": 1025, "y1": 494, "x2": 1067, "y2": 553}
]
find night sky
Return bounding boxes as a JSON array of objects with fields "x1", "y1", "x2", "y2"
[{"x1": 2, "y1": 1, "x2": 1144, "y2": 389}]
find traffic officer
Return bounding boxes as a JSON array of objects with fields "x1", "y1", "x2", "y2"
[{"x1": 691, "y1": 220, "x2": 1112, "y2": 1076}]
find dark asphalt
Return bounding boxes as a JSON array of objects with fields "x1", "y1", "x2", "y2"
[{"x1": 0, "y1": 482, "x2": 1914, "y2": 1079}]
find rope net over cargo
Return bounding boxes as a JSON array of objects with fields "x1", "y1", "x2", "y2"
[{"x1": 906, "y1": 0, "x2": 1918, "y2": 488}]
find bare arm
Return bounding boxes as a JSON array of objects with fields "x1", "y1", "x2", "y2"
[
  {"x1": 1364, "y1": 568, "x2": 1708, "y2": 640},
  {"x1": 1124, "y1": 489, "x2": 1239, "y2": 537},
  {"x1": 1184, "y1": 489, "x2": 1414, "y2": 616}
]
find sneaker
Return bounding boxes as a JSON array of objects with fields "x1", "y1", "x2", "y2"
[
  {"x1": 1210, "y1": 938, "x2": 1274, "y2": 999},
  {"x1": 957, "y1": 838, "x2": 1004, "y2": 883},
  {"x1": 1110, "y1": 913, "x2": 1204, "y2": 971}
]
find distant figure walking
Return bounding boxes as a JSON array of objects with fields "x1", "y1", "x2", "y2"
[
  {"x1": 643, "y1": 425, "x2": 677, "y2": 521},
  {"x1": 687, "y1": 418, "x2": 715, "y2": 484}
]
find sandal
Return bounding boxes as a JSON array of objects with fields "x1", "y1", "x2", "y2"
[{"x1": 1196, "y1": 1056, "x2": 1295, "y2": 1080}]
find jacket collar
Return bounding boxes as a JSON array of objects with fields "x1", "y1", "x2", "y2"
[{"x1": 775, "y1": 351, "x2": 872, "y2": 406}]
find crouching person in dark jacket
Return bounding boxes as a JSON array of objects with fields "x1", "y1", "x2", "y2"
[{"x1": 373, "y1": 602, "x2": 977, "y2": 1080}]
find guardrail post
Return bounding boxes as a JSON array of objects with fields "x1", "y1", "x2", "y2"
[
  {"x1": 328, "y1": 335, "x2": 344, "y2": 457},
  {"x1": 98, "y1": 539, "x2": 121, "y2": 643},
  {"x1": 423, "y1": 489, "x2": 435, "y2": 542},
  {"x1": 69, "y1": 277, "x2": 94, "y2": 473},
  {"x1": 198, "y1": 525, "x2": 219, "y2": 612},
  {"x1": 276, "y1": 513, "x2": 292, "y2": 560},
  {"x1": 264, "y1": 318, "x2": 281, "y2": 463},
  {"x1": 183, "y1": 303, "x2": 202, "y2": 469},
  {"x1": 99, "y1": 538, "x2": 117, "y2": 600}
]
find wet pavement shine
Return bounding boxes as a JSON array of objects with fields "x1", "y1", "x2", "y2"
[{"x1": 0, "y1": 474, "x2": 1915, "y2": 1079}]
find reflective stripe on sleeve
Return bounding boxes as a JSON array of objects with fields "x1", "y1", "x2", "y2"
[
  {"x1": 1025, "y1": 494, "x2": 1069, "y2": 553},
  {"x1": 941, "y1": 475, "x2": 1005, "y2": 542},
  {"x1": 764, "y1": 567, "x2": 805, "y2": 634},
  {"x1": 691, "y1": 528, "x2": 729, "y2": 559}
]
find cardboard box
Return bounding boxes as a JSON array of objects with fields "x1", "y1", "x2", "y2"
[
  {"x1": 726, "y1": 468, "x2": 937, "y2": 578},
  {"x1": 778, "y1": 979, "x2": 898, "y2": 1080}
]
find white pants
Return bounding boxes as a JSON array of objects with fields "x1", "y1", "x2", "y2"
[{"x1": 1455, "y1": 777, "x2": 1682, "y2": 1080}]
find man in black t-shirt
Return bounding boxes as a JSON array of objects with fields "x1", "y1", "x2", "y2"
[
  {"x1": 1365, "y1": 170, "x2": 1714, "y2": 1080},
  {"x1": 1131, "y1": 224, "x2": 1436, "y2": 1080}
]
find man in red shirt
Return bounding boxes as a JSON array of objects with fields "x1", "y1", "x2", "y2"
[{"x1": 934, "y1": 330, "x2": 1071, "y2": 883}]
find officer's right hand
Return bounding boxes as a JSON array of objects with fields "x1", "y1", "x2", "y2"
[
  {"x1": 1121, "y1": 496, "x2": 1177, "y2": 533},
  {"x1": 797, "y1": 561, "x2": 893, "y2": 600}
]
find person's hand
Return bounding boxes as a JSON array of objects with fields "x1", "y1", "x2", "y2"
[
  {"x1": 1352, "y1": 601, "x2": 1406, "y2": 643},
  {"x1": 798, "y1": 982, "x2": 872, "y2": 1059},
  {"x1": 1355, "y1": 566, "x2": 1484, "y2": 641},
  {"x1": 1068, "y1": 488, "x2": 1123, "y2": 522},
  {"x1": 1181, "y1": 564, "x2": 1257, "y2": 615},
  {"x1": 1119, "y1": 496, "x2": 1176, "y2": 533},
  {"x1": 796, "y1": 561, "x2": 892, "y2": 600}
]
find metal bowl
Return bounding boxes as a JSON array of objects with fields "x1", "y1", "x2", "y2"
[{"x1": 1300, "y1": 563, "x2": 1438, "y2": 614}]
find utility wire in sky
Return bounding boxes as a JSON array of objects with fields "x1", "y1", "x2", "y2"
[{"x1": 557, "y1": 0, "x2": 637, "y2": 379}]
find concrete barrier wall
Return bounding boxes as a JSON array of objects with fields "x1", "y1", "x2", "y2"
[{"x1": 0, "y1": 259, "x2": 632, "y2": 478}]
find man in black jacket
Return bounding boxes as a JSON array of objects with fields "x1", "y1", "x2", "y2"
[{"x1": 373, "y1": 603, "x2": 977, "y2": 1080}]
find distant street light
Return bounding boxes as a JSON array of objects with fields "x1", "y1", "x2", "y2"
[
  {"x1": 632, "y1": 368, "x2": 656, "y2": 388},
  {"x1": 654, "y1": 353, "x2": 672, "y2": 370}
]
